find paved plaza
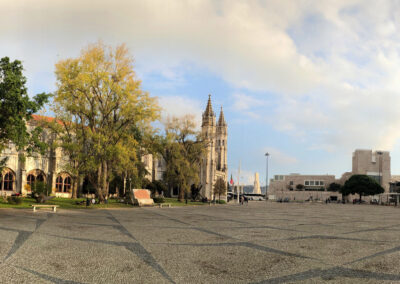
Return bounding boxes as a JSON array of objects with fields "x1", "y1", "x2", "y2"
[{"x1": 1, "y1": 202, "x2": 400, "y2": 283}]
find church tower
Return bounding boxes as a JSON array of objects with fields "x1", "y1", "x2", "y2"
[
  {"x1": 200, "y1": 95, "x2": 216, "y2": 200},
  {"x1": 200, "y1": 95, "x2": 228, "y2": 200},
  {"x1": 216, "y1": 106, "x2": 227, "y2": 174}
]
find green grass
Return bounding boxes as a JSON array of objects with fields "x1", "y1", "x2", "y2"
[
  {"x1": 0, "y1": 197, "x2": 206, "y2": 209},
  {"x1": 0, "y1": 197, "x2": 133, "y2": 209},
  {"x1": 161, "y1": 198, "x2": 205, "y2": 206}
]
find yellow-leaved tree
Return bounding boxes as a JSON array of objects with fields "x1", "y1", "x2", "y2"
[{"x1": 53, "y1": 42, "x2": 159, "y2": 202}]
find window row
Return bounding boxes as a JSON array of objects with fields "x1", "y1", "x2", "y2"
[
  {"x1": 0, "y1": 169, "x2": 72, "y2": 193},
  {"x1": 304, "y1": 180, "x2": 325, "y2": 186}
]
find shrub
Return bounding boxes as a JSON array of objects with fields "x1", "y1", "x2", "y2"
[
  {"x1": 153, "y1": 197, "x2": 164, "y2": 204},
  {"x1": 32, "y1": 181, "x2": 51, "y2": 196},
  {"x1": 7, "y1": 196, "x2": 23, "y2": 205},
  {"x1": 217, "y1": 200, "x2": 226, "y2": 204}
]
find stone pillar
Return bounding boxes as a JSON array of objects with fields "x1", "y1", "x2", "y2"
[
  {"x1": 20, "y1": 169, "x2": 27, "y2": 196},
  {"x1": 48, "y1": 171, "x2": 57, "y2": 194}
]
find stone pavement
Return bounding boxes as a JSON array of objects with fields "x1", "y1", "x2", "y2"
[{"x1": 1, "y1": 202, "x2": 400, "y2": 283}]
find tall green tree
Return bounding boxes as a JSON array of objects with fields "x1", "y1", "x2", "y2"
[
  {"x1": 0, "y1": 57, "x2": 49, "y2": 158},
  {"x1": 52, "y1": 42, "x2": 159, "y2": 203},
  {"x1": 213, "y1": 177, "x2": 226, "y2": 201},
  {"x1": 161, "y1": 115, "x2": 206, "y2": 202},
  {"x1": 327, "y1": 182, "x2": 342, "y2": 192},
  {"x1": 341, "y1": 174, "x2": 384, "y2": 202}
]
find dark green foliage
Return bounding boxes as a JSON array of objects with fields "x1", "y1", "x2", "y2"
[
  {"x1": 191, "y1": 184, "x2": 201, "y2": 200},
  {"x1": 32, "y1": 181, "x2": 51, "y2": 196},
  {"x1": 153, "y1": 197, "x2": 164, "y2": 203},
  {"x1": 296, "y1": 184, "x2": 304, "y2": 191},
  {"x1": 160, "y1": 116, "x2": 206, "y2": 202},
  {"x1": 213, "y1": 177, "x2": 227, "y2": 201},
  {"x1": 216, "y1": 200, "x2": 226, "y2": 204},
  {"x1": 31, "y1": 182, "x2": 53, "y2": 203},
  {"x1": 7, "y1": 196, "x2": 22, "y2": 205},
  {"x1": 144, "y1": 179, "x2": 168, "y2": 196},
  {"x1": 328, "y1": 182, "x2": 342, "y2": 192},
  {"x1": 340, "y1": 175, "x2": 384, "y2": 201},
  {"x1": 0, "y1": 57, "x2": 50, "y2": 158},
  {"x1": 153, "y1": 180, "x2": 167, "y2": 195}
]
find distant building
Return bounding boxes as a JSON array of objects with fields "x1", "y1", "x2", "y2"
[
  {"x1": 268, "y1": 173, "x2": 336, "y2": 196},
  {"x1": 352, "y1": 149, "x2": 390, "y2": 192},
  {"x1": 268, "y1": 149, "x2": 392, "y2": 200}
]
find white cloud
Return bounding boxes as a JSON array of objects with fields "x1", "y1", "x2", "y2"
[
  {"x1": 2, "y1": 0, "x2": 400, "y2": 154},
  {"x1": 157, "y1": 95, "x2": 203, "y2": 128},
  {"x1": 232, "y1": 93, "x2": 265, "y2": 112},
  {"x1": 263, "y1": 148, "x2": 299, "y2": 166}
]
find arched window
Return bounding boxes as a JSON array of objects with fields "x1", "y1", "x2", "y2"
[
  {"x1": 27, "y1": 174, "x2": 35, "y2": 185},
  {"x1": 64, "y1": 177, "x2": 71, "y2": 192},
  {"x1": 36, "y1": 174, "x2": 45, "y2": 182},
  {"x1": 3, "y1": 171, "x2": 14, "y2": 191},
  {"x1": 56, "y1": 176, "x2": 63, "y2": 192}
]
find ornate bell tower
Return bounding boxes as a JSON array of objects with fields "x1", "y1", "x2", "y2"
[{"x1": 200, "y1": 95, "x2": 228, "y2": 200}]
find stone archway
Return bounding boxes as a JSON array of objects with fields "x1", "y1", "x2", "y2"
[
  {"x1": 26, "y1": 169, "x2": 47, "y2": 192},
  {"x1": 1, "y1": 168, "x2": 16, "y2": 193},
  {"x1": 55, "y1": 172, "x2": 72, "y2": 193}
]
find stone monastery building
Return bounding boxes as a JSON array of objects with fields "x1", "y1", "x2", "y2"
[
  {"x1": 0, "y1": 115, "x2": 72, "y2": 197},
  {"x1": 0, "y1": 96, "x2": 228, "y2": 200}
]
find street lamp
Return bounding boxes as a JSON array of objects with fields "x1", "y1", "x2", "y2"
[{"x1": 265, "y1": 153, "x2": 270, "y2": 199}]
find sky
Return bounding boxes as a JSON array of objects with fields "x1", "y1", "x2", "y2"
[{"x1": 2, "y1": 0, "x2": 400, "y2": 185}]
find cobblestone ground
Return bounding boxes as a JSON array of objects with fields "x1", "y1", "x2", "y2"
[{"x1": 1, "y1": 202, "x2": 400, "y2": 283}]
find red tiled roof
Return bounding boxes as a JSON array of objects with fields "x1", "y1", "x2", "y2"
[{"x1": 31, "y1": 114, "x2": 64, "y2": 126}]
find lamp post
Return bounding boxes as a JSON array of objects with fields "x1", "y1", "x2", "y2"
[
  {"x1": 265, "y1": 153, "x2": 270, "y2": 199},
  {"x1": 237, "y1": 161, "x2": 241, "y2": 204}
]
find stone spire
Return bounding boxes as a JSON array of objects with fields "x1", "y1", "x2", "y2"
[
  {"x1": 203, "y1": 94, "x2": 214, "y2": 117},
  {"x1": 217, "y1": 106, "x2": 226, "y2": 126}
]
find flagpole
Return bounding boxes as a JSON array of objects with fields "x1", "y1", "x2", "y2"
[{"x1": 237, "y1": 161, "x2": 241, "y2": 204}]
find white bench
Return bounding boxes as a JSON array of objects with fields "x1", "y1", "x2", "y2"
[
  {"x1": 158, "y1": 203, "x2": 171, "y2": 208},
  {"x1": 31, "y1": 204, "x2": 59, "y2": 212}
]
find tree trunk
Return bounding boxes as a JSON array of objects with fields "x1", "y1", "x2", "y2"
[
  {"x1": 123, "y1": 171, "x2": 126, "y2": 197},
  {"x1": 71, "y1": 177, "x2": 78, "y2": 199},
  {"x1": 102, "y1": 161, "x2": 108, "y2": 201},
  {"x1": 359, "y1": 194, "x2": 362, "y2": 203},
  {"x1": 97, "y1": 164, "x2": 105, "y2": 203},
  {"x1": 178, "y1": 185, "x2": 184, "y2": 202}
]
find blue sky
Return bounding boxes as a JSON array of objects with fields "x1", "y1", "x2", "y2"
[{"x1": 2, "y1": 0, "x2": 400, "y2": 184}]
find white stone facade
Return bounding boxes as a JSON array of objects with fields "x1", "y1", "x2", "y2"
[
  {"x1": 0, "y1": 115, "x2": 72, "y2": 197},
  {"x1": 200, "y1": 95, "x2": 228, "y2": 200}
]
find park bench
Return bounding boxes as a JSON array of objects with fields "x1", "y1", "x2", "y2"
[
  {"x1": 158, "y1": 203, "x2": 171, "y2": 208},
  {"x1": 31, "y1": 204, "x2": 59, "y2": 212}
]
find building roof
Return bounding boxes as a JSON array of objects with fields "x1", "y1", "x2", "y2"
[
  {"x1": 217, "y1": 106, "x2": 226, "y2": 126},
  {"x1": 203, "y1": 94, "x2": 215, "y2": 117},
  {"x1": 30, "y1": 114, "x2": 64, "y2": 126}
]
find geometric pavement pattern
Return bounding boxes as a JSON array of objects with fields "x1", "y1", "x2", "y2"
[{"x1": 1, "y1": 202, "x2": 400, "y2": 283}]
